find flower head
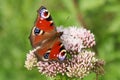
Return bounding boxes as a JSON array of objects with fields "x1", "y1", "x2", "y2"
[
  {"x1": 66, "y1": 51, "x2": 97, "y2": 78},
  {"x1": 37, "y1": 61, "x2": 68, "y2": 77},
  {"x1": 24, "y1": 50, "x2": 37, "y2": 70},
  {"x1": 57, "y1": 26, "x2": 95, "y2": 52}
]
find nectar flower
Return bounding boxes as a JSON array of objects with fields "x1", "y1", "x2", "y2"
[
  {"x1": 66, "y1": 50, "x2": 97, "y2": 78},
  {"x1": 24, "y1": 50, "x2": 38, "y2": 70},
  {"x1": 57, "y1": 26, "x2": 95, "y2": 52},
  {"x1": 37, "y1": 61, "x2": 68, "y2": 77}
]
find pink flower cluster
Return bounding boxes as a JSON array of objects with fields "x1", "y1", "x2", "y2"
[
  {"x1": 37, "y1": 61, "x2": 67, "y2": 77},
  {"x1": 24, "y1": 50, "x2": 37, "y2": 70},
  {"x1": 57, "y1": 26, "x2": 95, "y2": 52},
  {"x1": 66, "y1": 51, "x2": 97, "y2": 78},
  {"x1": 25, "y1": 26, "x2": 104, "y2": 79}
]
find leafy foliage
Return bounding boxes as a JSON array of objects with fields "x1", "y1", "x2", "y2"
[{"x1": 0, "y1": 0, "x2": 120, "y2": 80}]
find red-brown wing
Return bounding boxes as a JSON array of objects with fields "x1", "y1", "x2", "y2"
[
  {"x1": 35, "y1": 37, "x2": 66, "y2": 61},
  {"x1": 29, "y1": 6, "x2": 56, "y2": 47},
  {"x1": 49, "y1": 39, "x2": 67, "y2": 61},
  {"x1": 29, "y1": 6, "x2": 66, "y2": 61}
]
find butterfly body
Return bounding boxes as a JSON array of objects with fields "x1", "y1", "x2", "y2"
[{"x1": 29, "y1": 6, "x2": 66, "y2": 61}]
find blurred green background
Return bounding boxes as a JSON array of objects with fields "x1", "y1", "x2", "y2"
[{"x1": 0, "y1": 0, "x2": 120, "y2": 80}]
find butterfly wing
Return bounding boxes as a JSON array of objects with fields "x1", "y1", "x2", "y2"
[
  {"x1": 29, "y1": 6, "x2": 66, "y2": 61},
  {"x1": 29, "y1": 6, "x2": 56, "y2": 47}
]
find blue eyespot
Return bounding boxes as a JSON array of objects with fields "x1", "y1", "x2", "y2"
[
  {"x1": 44, "y1": 53, "x2": 50, "y2": 59},
  {"x1": 34, "y1": 27, "x2": 40, "y2": 35}
]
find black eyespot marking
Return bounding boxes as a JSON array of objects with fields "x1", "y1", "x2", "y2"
[
  {"x1": 43, "y1": 49, "x2": 51, "y2": 60},
  {"x1": 33, "y1": 27, "x2": 45, "y2": 35},
  {"x1": 34, "y1": 27, "x2": 40, "y2": 35},
  {"x1": 44, "y1": 52, "x2": 50, "y2": 59},
  {"x1": 60, "y1": 45, "x2": 65, "y2": 51},
  {"x1": 50, "y1": 22, "x2": 53, "y2": 26},
  {"x1": 44, "y1": 11, "x2": 48, "y2": 17},
  {"x1": 39, "y1": 6, "x2": 46, "y2": 11},
  {"x1": 39, "y1": 6, "x2": 46, "y2": 15},
  {"x1": 41, "y1": 31, "x2": 45, "y2": 35},
  {"x1": 60, "y1": 51, "x2": 66, "y2": 56},
  {"x1": 46, "y1": 15, "x2": 52, "y2": 21}
]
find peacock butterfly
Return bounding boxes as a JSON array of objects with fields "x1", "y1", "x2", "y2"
[{"x1": 29, "y1": 6, "x2": 66, "y2": 61}]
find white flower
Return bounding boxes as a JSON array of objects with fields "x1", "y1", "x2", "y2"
[
  {"x1": 24, "y1": 50, "x2": 37, "y2": 70},
  {"x1": 57, "y1": 26, "x2": 95, "y2": 52},
  {"x1": 66, "y1": 50, "x2": 97, "y2": 78}
]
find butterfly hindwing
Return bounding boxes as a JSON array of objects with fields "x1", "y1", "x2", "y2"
[{"x1": 29, "y1": 6, "x2": 66, "y2": 61}]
